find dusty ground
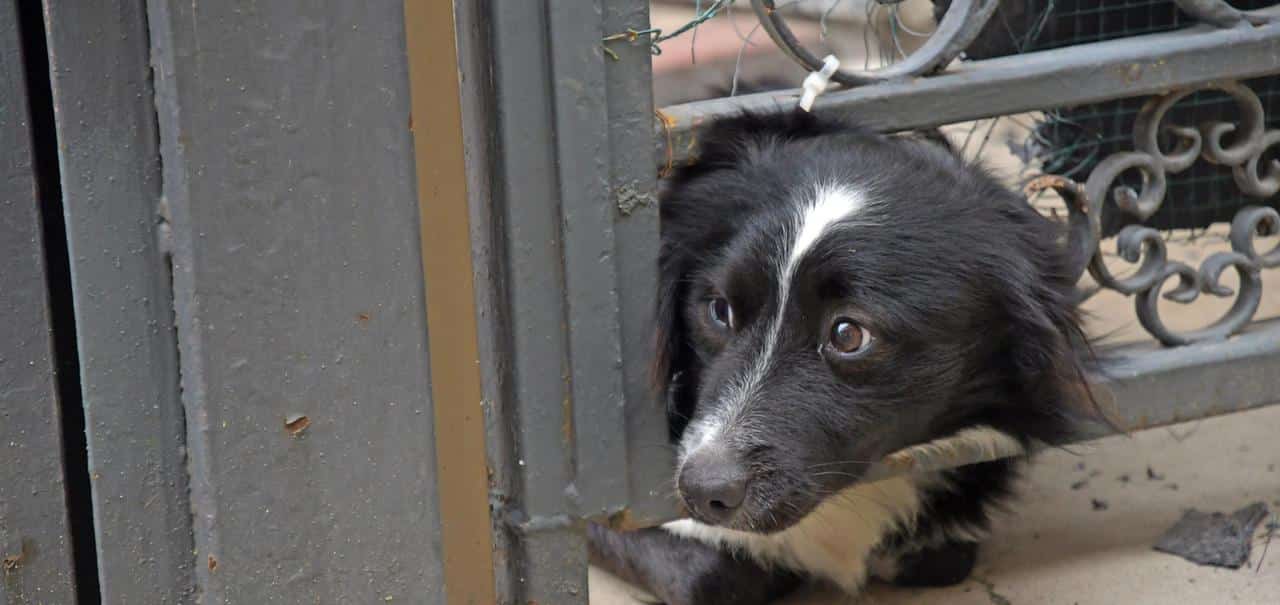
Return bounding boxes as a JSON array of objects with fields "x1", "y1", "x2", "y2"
[{"x1": 591, "y1": 405, "x2": 1280, "y2": 604}]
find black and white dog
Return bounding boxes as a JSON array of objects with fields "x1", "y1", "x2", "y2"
[{"x1": 589, "y1": 111, "x2": 1106, "y2": 605}]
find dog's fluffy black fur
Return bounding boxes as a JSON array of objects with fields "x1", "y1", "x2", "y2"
[{"x1": 589, "y1": 110, "x2": 1103, "y2": 605}]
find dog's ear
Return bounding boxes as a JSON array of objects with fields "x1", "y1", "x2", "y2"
[
  {"x1": 1007, "y1": 288, "x2": 1103, "y2": 442},
  {"x1": 894, "y1": 128, "x2": 958, "y2": 158},
  {"x1": 652, "y1": 234, "x2": 697, "y2": 442},
  {"x1": 1001, "y1": 237, "x2": 1120, "y2": 443}
]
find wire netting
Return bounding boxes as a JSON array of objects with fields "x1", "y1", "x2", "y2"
[{"x1": 953, "y1": 0, "x2": 1280, "y2": 236}]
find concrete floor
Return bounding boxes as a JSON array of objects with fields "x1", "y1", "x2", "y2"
[{"x1": 590, "y1": 405, "x2": 1280, "y2": 604}]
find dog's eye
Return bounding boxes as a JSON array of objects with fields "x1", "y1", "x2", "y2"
[
  {"x1": 828, "y1": 318, "x2": 870, "y2": 355},
  {"x1": 707, "y1": 297, "x2": 734, "y2": 330}
]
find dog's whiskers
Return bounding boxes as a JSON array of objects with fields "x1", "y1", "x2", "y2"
[
  {"x1": 807, "y1": 458, "x2": 879, "y2": 469},
  {"x1": 811, "y1": 470, "x2": 862, "y2": 480}
]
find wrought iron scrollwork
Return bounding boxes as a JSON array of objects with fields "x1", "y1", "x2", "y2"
[
  {"x1": 749, "y1": 0, "x2": 999, "y2": 86},
  {"x1": 1023, "y1": 174, "x2": 1096, "y2": 282},
  {"x1": 749, "y1": 2, "x2": 1276, "y2": 88},
  {"x1": 1047, "y1": 82, "x2": 1279, "y2": 346}
]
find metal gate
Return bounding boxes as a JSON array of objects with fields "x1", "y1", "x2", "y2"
[
  {"x1": 462, "y1": 1, "x2": 1280, "y2": 602},
  {"x1": 2, "y1": 1, "x2": 1279, "y2": 604}
]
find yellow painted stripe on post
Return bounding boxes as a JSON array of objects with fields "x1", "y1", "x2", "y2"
[{"x1": 402, "y1": 2, "x2": 497, "y2": 604}]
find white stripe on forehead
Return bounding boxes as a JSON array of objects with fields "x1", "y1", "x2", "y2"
[
  {"x1": 681, "y1": 182, "x2": 867, "y2": 461},
  {"x1": 783, "y1": 183, "x2": 866, "y2": 284}
]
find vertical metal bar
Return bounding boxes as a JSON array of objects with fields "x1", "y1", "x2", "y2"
[
  {"x1": 547, "y1": 0, "x2": 631, "y2": 520},
  {"x1": 446, "y1": 0, "x2": 516, "y2": 600},
  {"x1": 145, "y1": 1, "x2": 446, "y2": 601},
  {"x1": 40, "y1": 1, "x2": 196, "y2": 600},
  {"x1": 484, "y1": 2, "x2": 586, "y2": 599},
  {"x1": 467, "y1": 0, "x2": 669, "y2": 601},
  {"x1": 402, "y1": 2, "x2": 497, "y2": 604},
  {"x1": 487, "y1": 0, "x2": 577, "y2": 521},
  {"x1": 603, "y1": 0, "x2": 676, "y2": 526},
  {"x1": 0, "y1": 3, "x2": 78, "y2": 599}
]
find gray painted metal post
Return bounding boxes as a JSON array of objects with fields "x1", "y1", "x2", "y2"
[
  {"x1": 458, "y1": 0, "x2": 671, "y2": 602},
  {"x1": 144, "y1": 1, "x2": 446, "y2": 601},
  {"x1": 604, "y1": 0, "x2": 678, "y2": 527},
  {"x1": 0, "y1": 5, "x2": 78, "y2": 601},
  {"x1": 483, "y1": 2, "x2": 595, "y2": 599},
  {"x1": 449, "y1": 0, "x2": 522, "y2": 599},
  {"x1": 41, "y1": 1, "x2": 196, "y2": 600}
]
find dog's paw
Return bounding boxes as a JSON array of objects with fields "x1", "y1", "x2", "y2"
[
  {"x1": 654, "y1": 557, "x2": 798, "y2": 605},
  {"x1": 891, "y1": 540, "x2": 979, "y2": 587},
  {"x1": 587, "y1": 523, "x2": 800, "y2": 605}
]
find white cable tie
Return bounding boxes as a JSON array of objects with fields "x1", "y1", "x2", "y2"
[{"x1": 798, "y1": 55, "x2": 840, "y2": 112}]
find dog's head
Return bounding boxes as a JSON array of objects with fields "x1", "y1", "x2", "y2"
[{"x1": 656, "y1": 112, "x2": 1100, "y2": 533}]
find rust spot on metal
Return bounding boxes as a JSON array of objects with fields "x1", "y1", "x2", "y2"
[
  {"x1": 655, "y1": 109, "x2": 676, "y2": 178},
  {"x1": 208, "y1": 555, "x2": 218, "y2": 572},
  {"x1": 603, "y1": 508, "x2": 639, "y2": 531},
  {"x1": 684, "y1": 132, "x2": 699, "y2": 158},
  {"x1": 356, "y1": 311, "x2": 371, "y2": 325},
  {"x1": 284, "y1": 414, "x2": 311, "y2": 436},
  {"x1": 2, "y1": 540, "x2": 32, "y2": 573},
  {"x1": 1124, "y1": 63, "x2": 1143, "y2": 83},
  {"x1": 1024, "y1": 174, "x2": 1069, "y2": 193},
  {"x1": 561, "y1": 396, "x2": 574, "y2": 446},
  {"x1": 1023, "y1": 173, "x2": 1090, "y2": 214}
]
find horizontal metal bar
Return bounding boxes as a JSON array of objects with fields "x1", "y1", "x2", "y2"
[
  {"x1": 1089, "y1": 318, "x2": 1280, "y2": 438},
  {"x1": 859, "y1": 318, "x2": 1280, "y2": 482},
  {"x1": 656, "y1": 6, "x2": 1280, "y2": 166}
]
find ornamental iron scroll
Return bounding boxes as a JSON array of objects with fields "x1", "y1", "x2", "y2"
[
  {"x1": 1041, "y1": 82, "x2": 1280, "y2": 346},
  {"x1": 749, "y1": 0, "x2": 999, "y2": 86},
  {"x1": 748, "y1": 1, "x2": 1276, "y2": 89}
]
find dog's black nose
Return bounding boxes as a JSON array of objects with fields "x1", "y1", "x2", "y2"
[{"x1": 678, "y1": 446, "x2": 748, "y2": 524}]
